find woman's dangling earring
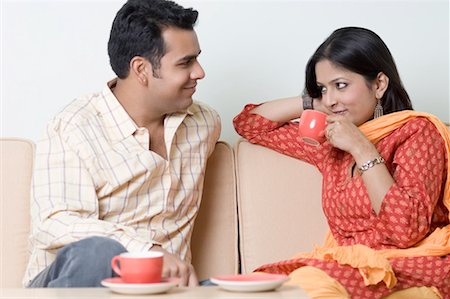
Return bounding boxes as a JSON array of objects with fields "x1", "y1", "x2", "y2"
[{"x1": 374, "y1": 98, "x2": 383, "y2": 119}]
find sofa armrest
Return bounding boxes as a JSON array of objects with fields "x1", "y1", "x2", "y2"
[
  {"x1": 191, "y1": 141, "x2": 239, "y2": 280},
  {"x1": 0, "y1": 138, "x2": 35, "y2": 287}
]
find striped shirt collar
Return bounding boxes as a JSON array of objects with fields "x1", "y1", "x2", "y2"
[{"x1": 95, "y1": 78, "x2": 194, "y2": 143}]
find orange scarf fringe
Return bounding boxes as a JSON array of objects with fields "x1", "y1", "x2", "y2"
[{"x1": 293, "y1": 111, "x2": 450, "y2": 288}]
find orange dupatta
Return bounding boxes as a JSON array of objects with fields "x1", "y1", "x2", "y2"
[
  {"x1": 292, "y1": 110, "x2": 450, "y2": 288},
  {"x1": 360, "y1": 111, "x2": 450, "y2": 209}
]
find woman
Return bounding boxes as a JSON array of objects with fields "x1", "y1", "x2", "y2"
[{"x1": 233, "y1": 27, "x2": 449, "y2": 299}]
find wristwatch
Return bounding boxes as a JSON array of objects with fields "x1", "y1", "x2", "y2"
[{"x1": 302, "y1": 94, "x2": 314, "y2": 110}]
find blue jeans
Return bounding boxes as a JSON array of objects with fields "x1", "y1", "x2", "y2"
[{"x1": 27, "y1": 236, "x2": 126, "y2": 287}]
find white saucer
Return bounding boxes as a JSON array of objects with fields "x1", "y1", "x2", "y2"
[
  {"x1": 101, "y1": 277, "x2": 178, "y2": 295},
  {"x1": 210, "y1": 273, "x2": 289, "y2": 292}
]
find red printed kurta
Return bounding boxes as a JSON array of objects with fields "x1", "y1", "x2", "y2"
[{"x1": 233, "y1": 104, "x2": 450, "y2": 298}]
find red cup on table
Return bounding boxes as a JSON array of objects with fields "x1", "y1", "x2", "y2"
[
  {"x1": 298, "y1": 110, "x2": 327, "y2": 146},
  {"x1": 111, "y1": 251, "x2": 163, "y2": 284}
]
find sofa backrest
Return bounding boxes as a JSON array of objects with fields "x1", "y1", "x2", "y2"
[
  {"x1": 235, "y1": 139, "x2": 328, "y2": 274},
  {"x1": 0, "y1": 138, "x2": 35, "y2": 288},
  {"x1": 191, "y1": 141, "x2": 239, "y2": 280}
]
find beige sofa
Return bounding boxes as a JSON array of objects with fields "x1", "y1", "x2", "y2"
[{"x1": 0, "y1": 137, "x2": 328, "y2": 288}]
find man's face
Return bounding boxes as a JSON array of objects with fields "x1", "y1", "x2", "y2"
[{"x1": 147, "y1": 27, "x2": 205, "y2": 114}]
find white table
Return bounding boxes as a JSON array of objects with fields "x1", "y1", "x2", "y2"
[{"x1": 0, "y1": 285, "x2": 309, "y2": 298}]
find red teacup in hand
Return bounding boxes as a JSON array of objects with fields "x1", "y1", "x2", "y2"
[
  {"x1": 111, "y1": 251, "x2": 164, "y2": 284},
  {"x1": 298, "y1": 110, "x2": 327, "y2": 146}
]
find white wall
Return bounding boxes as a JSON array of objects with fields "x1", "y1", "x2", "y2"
[{"x1": 2, "y1": 0, "x2": 449, "y2": 143}]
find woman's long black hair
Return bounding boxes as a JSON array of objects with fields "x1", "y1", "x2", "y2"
[{"x1": 305, "y1": 27, "x2": 413, "y2": 114}]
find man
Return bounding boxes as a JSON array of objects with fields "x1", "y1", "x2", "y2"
[{"x1": 24, "y1": 0, "x2": 220, "y2": 287}]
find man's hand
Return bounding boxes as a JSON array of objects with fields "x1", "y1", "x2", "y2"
[{"x1": 151, "y1": 245, "x2": 198, "y2": 287}]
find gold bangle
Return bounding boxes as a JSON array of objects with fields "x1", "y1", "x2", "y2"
[{"x1": 358, "y1": 156, "x2": 385, "y2": 173}]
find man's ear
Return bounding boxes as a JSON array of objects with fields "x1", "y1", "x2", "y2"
[
  {"x1": 375, "y1": 72, "x2": 389, "y2": 99},
  {"x1": 130, "y1": 56, "x2": 151, "y2": 85}
]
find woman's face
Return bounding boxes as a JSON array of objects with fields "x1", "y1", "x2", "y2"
[{"x1": 315, "y1": 59, "x2": 379, "y2": 126}]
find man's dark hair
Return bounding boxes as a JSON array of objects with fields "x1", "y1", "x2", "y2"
[{"x1": 108, "y1": 0, "x2": 198, "y2": 78}]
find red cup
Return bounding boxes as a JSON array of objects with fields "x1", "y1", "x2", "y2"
[
  {"x1": 111, "y1": 251, "x2": 163, "y2": 284},
  {"x1": 298, "y1": 110, "x2": 327, "y2": 146}
]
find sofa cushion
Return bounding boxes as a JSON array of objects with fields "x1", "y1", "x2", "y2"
[{"x1": 235, "y1": 139, "x2": 328, "y2": 274}]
